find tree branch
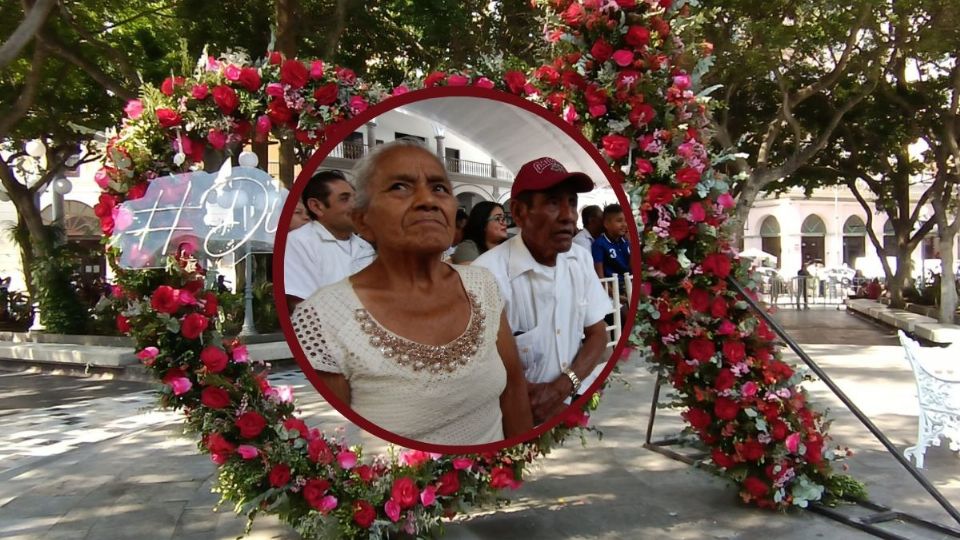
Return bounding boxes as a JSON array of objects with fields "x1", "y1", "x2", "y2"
[
  {"x1": 793, "y1": 4, "x2": 871, "y2": 103},
  {"x1": 56, "y1": 2, "x2": 140, "y2": 85},
  {"x1": 322, "y1": 0, "x2": 350, "y2": 59},
  {"x1": 35, "y1": 31, "x2": 136, "y2": 101},
  {"x1": 0, "y1": 45, "x2": 47, "y2": 139},
  {"x1": 0, "y1": 0, "x2": 56, "y2": 70},
  {"x1": 847, "y1": 179, "x2": 893, "y2": 279}
]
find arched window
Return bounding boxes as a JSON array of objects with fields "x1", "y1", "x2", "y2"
[
  {"x1": 883, "y1": 220, "x2": 896, "y2": 256},
  {"x1": 800, "y1": 215, "x2": 826, "y2": 264},
  {"x1": 759, "y1": 216, "x2": 781, "y2": 268},
  {"x1": 842, "y1": 216, "x2": 866, "y2": 266}
]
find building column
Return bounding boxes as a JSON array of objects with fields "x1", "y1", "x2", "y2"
[
  {"x1": 490, "y1": 158, "x2": 498, "y2": 179},
  {"x1": 365, "y1": 121, "x2": 377, "y2": 153}
]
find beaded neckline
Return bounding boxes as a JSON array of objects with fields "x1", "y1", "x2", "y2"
[{"x1": 353, "y1": 291, "x2": 485, "y2": 373}]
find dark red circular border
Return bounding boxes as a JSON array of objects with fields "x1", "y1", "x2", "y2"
[{"x1": 273, "y1": 85, "x2": 643, "y2": 454}]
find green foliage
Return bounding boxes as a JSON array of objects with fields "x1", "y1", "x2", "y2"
[{"x1": 29, "y1": 237, "x2": 88, "y2": 334}]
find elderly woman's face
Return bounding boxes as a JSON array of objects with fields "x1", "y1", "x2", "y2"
[{"x1": 356, "y1": 147, "x2": 456, "y2": 254}]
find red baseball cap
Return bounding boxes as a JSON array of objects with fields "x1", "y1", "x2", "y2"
[{"x1": 511, "y1": 157, "x2": 594, "y2": 199}]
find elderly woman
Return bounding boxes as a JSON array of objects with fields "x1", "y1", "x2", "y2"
[
  {"x1": 291, "y1": 139, "x2": 533, "y2": 445},
  {"x1": 451, "y1": 201, "x2": 509, "y2": 264}
]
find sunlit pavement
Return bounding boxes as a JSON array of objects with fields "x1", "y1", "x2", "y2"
[{"x1": 0, "y1": 306, "x2": 956, "y2": 539}]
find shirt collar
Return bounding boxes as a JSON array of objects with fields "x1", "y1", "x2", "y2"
[
  {"x1": 312, "y1": 221, "x2": 344, "y2": 243},
  {"x1": 507, "y1": 234, "x2": 564, "y2": 280}
]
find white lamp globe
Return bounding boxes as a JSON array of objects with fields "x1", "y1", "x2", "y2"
[
  {"x1": 53, "y1": 177, "x2": 72, "y2": 195},
  {"x1": 238, "y1": 151, "x2": 259, "y2": 168},
  {"x1": 25, "y1": 139, "x2": 46, "y2": 158}
]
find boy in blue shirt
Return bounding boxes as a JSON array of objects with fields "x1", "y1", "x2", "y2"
[{"x1": 592, "y1": 203, "x2": 631, "y2": 280}]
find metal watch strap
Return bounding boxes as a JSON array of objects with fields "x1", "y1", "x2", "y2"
[{"x1": 562, "y1": 368, "x2": 582, "y2": 396}]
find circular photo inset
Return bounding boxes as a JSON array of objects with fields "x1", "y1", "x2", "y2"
[{"x1": 275, "y1": 86, "x2": 640, "y2": 453}]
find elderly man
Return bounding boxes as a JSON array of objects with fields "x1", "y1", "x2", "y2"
[
  {"x1": 284, "y1": 169, "x2": 375, "y2": 313},
  {"x1": 474, "y1": 157, "x2": 612, "y2": 423}
]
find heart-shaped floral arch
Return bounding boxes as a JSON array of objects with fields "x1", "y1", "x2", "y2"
[{"x1": 96, "y1": 1, "x2": 860, "y2": 538}]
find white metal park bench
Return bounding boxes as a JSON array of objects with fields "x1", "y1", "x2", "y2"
[{"x1": 899, "y1": 330, "x2": 960, "y2": 468}]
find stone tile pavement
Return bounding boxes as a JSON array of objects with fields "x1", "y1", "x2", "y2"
[{"x1": 0, "y1": 306, "x2": 957, "y2": 539}]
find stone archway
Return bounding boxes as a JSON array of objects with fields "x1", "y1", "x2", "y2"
[
  {"x1": 759, "y1": 215, "x2": 781, "y2": 268},
  {"x1": 801, "y1": 214, "x2": 826, "y2": 264},
  {"x1": 41, "y1": 200, "x2": 106, "y2": 286}
]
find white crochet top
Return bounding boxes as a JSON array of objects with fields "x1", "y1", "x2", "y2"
[{"x1": 292, "y1": 264, "x2": 506, "y2": 445}]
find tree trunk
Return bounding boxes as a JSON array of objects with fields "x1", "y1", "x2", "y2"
[
  {"x1": 6, "y1": 184, "x2": 52, "y2": 299},
  {"x1": 728, "y1": 175, "x2": 764, "y2": 247},
  {"x1": 938, "y1": 231, "x2": 958, "y2": 323},
  {"x1": 888, "y1": 246, "x2": 913, "y2": 309}
]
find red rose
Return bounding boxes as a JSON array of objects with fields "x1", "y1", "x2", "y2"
[
  {"x1": 602, "y1": 134, "x2": 630, "y2": 161},
  {"x1": 180, "y1": 313, "x2": 209, "y2": 339},
  {"x1": 534, "y1": 65, "x2": 560, "y2": 85},
  {"x1": 584, "y1": 84, "x2": 607, "y2": 107},
  {"x1": 625, "y1": 25, "x2": 651, "y2": 48},
  {"x1": 303, "y1": 478, "x2": 330, "y2": 510},
  {"x1": 206, "y1": 432, "x2": 235, "y2": 456},
  {"x1": 201, "y1": 386, "x2": 231, "y2": 408},
  {"x1": 687, "y1": 337, "x2": 715, "y2": 362},
  {"x1": 722, "y1": 340, "x2": 746, "y2": 363},
  {"x1": 151, "y1": 285, "x2": 182, "y2": 314},
  {"x1": 308, "y1": 438, "x2": 333, "y2": 464},
  {"x1": 127, "y1": 182, "x2": 148, "y2": 200},
  {"x1": 235, "y1": 411, "x2": 267, "y2": 439},
  {"x1": 688, "y1": 288, "x2": 711, "y2": 313},
  {"x1": 116, "y1": 314, "x2": 131, "y2": 334},
  {"x1": 711, "y1": 448, "x2": 737, "y2": 469},
  {"x1": 355, "y1": 464, "x2": 375, "y2": 483},
  {"x1": 629, "y1": 103, "x2": 656, "y2": 126},
  {"x1": 770, "y1": 419, "x2": 789, "y2": 440},
  {"x1": 353, "y1": 500, "x2": 376, "y2": 528},
  {"x1": 743, "y1": 476, "x2": 768, "y2": 498},
  {"x1": 280, "y1": 59, "x2": 309, "y2": 89},
  {"x1": 668, "y1": 218, "x2": 692, "y2": 241},
  {"x1": 424, "y1": 71, "x2": 446, "y2": 87},
  {"x1": 267, "y1": 98, "x2": 294, "y2": 125},
  {"x1": 635, "y1": 158, "x2": 654, "y2": 176},
  {"x1": 283, "y1": 417, "x2": 310, "y2": 439},
  {"x1": 714, "y1": 397, "x2": 740, "y2": 421},
  {"x1": 683, "y1": 407, "x2": 711, "y2": 429},
  {"x1": 200, "y1": 346, "x2": 229, "y2": 373},
  {"x1": 737, "y1": 438, "x2": 765, "y2": 461},
  {"x1": 675, "y1": 167, "x2": 701, "y2": 186},
  {"x1": 590, "y1": 39, "x2": 613, "y2": 62},
  {"x1": 202, "y1": 292, "x2": 219, "y2": 317},
  {"x1": 268, "y1": 51, "x2": 283, "y2": 65},
  {"x1": 561, "y1": 70, "x2": 586, "y2": 90},
  {"x1": 701, "y1": 252, "x2": 732, "y2": 278},
  {"x1": 650, "y1": 252, "x2": 680, "y2": 275},
  {"x1": 489, "y1": 466, "x2": 521, "y2": 489},
  {"x1": 313, "y1": 83, "x2": 339, "y2": 106},
  {"x1": 503, "y1": 70, "x2": 527, "y2": 94},
  {"x1": 805, "y1": 434, "x2": 824, "y2": 464},
  {"x1": 160, "y1": 76, "x2": 185, "y2": 96},
  {"x1": 268, "y1": 464, "x2": 291, "y2": 488},
  {"x1": 335, "y1": 66, "x2": 356, "y2": 84},
  {"x1": 714, "y1": 368, "x2": 735, "y2": 391},
  {"x1": 710, "y1": 297, "x2": 729, "y2": 318},
  {"x1": 237, "y1": 67, "x2": 261, "y2": 92},
  {"x1": 646, "y1": 184, "x2": 674, "y2": 206},
  {"x1": 155, "y1": 108, "x2": 181, "y2": 128},
  {"x1": 436, "y1": 470, "x2": 460, "y2": 496},
  {"x1": 391, "y1": 476, "x2": 419, "y2": 509},
  {"x1": 560, "y1": 2, "x2": 584, "y2": 26},
  {"x1": 212, "y1": 85, "x2": 239, "y2": 114}
]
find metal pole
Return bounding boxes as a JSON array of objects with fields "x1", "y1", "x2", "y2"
[
  {"x1": 240, "y1": 243, "x2": 257, "y2": 335},
  {"x1": 728, "y1": 276, "x2": 960, "y2": 526}
]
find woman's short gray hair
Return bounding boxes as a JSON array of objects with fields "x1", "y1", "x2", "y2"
[{"x1": 351, "y1": 138, "x2": 446, "y2": 210}]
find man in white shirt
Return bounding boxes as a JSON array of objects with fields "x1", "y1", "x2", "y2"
[
  {"x1": 573, "y1": 204, "x2": 602, "y2": 252},
  {"x1": 474, "y1": 157, "x2": 612, "y2": 423},
  {"x1": 284, "y1": 170, "x2": 375, "y2": 313}
]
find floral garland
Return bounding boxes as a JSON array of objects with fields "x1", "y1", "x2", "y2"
[{"x1": 95, "y1": 1, "x2": 861, "y2": 538}]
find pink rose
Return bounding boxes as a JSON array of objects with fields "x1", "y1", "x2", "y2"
[
  {"x1": 612, "y1": 50, "x2": 634, "y2": 66},
  {"x1": 232, "y1": 345, "x2": 249, "y2": 363},
  {"x1": 137, "y1": 347, "x2": 159, "y2": 362},
  {"x1": 237, "y1": 445, "x2": 259, "y2": 459},
  {"x1": 447, "y1": 74, "x2": 469, "y2": 86},
  {"x1": 718, "y1": 192, "x2": 736, "y2": 209},
  {"x1": 420, "y1": 485, "x2": 437, "y2": 506},
  {"x1": 191, "y1": 84, "x2": 209, "y2": 100},
  {"x1": 337, "y1": 450, "x2": 357, "y2": 469},
  {"x1": 310, "y1": 60, "x2": 324, "y2": 79},
  {"x1": 224, "y1": 64, "x2": 241, "y2": 81},
  {"x1": 688, "y1": 202, "x2": 707, "y2": 222},
  {"x1": 391, "y1": 84, "x2": 410, "y2": 96},
  {"x1": 563, "y1": 104, "x2": 579, "y2": 124},
  {"x1": 742, "y1": 381, "x2": 758, "y2": 398},
  {"x1": 162, "y1": 368, "x2": 192, "y2": 396},
  {"x1": 384, "y1": 500, "x2": 401, "y2": 522},
  {"x1": 255, "y1": 115, "x2": 271, "y2": 136},
  {"x1": 266, "y1": 82, "x2": 285, "y2": 97},
  {"x1": 318, "y1": 495, "x2": 337, "y2": 514},
  {"x1": 124, "y1": 100, "x2": 143, "y2": 119},
  {"x1": 785, "y1": 432, "x2": 801, "y2": 453},
  {"x1": 349, "y1": 95, "x2": 368, "y2": 115},
  {"x1": 113, "y1": 206, "x2": 133, "y2": 232},
  {"x1": 452, "y1": 457, "x2": 473, "y2": 470},
  {"x1": 474, "y1": 77, "x2": 494, "y2": 89}
]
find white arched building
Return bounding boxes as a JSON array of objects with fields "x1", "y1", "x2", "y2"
[{"x1": 743, "y1": 185, "x2": 958, "y2": 279}]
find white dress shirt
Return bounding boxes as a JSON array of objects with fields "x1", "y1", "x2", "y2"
[
  {"x1": 473, "y1": 234, "x2": 612, "y2": 393},
  {"x1": 572, "y1": 228, "x2": 595, "y2": 252},
  {"x1": 283, "y1": 221, "x2": 376, "y2": 300}
]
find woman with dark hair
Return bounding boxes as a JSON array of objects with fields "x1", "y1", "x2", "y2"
[{"x1": 451, "y1": 201, "x2": 509, "y2": 264}]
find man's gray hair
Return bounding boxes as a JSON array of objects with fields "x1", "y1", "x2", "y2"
[{"x1": 351, "y1": 138, "x2": 446, "y2": 210}]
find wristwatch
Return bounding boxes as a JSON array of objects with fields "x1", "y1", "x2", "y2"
[{"x1": 562, "y1": 368, "x2": 582, "y2": 397}]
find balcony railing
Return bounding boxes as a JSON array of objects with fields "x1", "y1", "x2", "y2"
[{"x1": 326, "y1": 141, "x2": 513, "y2": 180}]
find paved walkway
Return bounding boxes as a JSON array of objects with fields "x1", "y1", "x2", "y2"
[{"x1": 0, "y1": 305, "x2": 956, "y2": 539}]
